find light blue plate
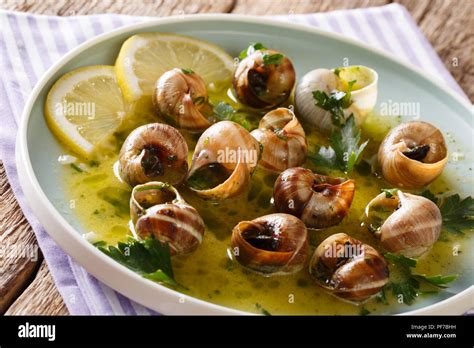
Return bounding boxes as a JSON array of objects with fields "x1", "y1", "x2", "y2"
[{"x1": 16, "y1": 15, "x2": 473, "y2": 314}]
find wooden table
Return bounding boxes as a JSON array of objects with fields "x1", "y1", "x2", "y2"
[{"x1": 1, "y1": 0, "x2": 472, "y2": 315}]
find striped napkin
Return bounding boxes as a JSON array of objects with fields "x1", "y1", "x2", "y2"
[{"x1": 0, "y1": 4, "x2": 468, "y2": 315}]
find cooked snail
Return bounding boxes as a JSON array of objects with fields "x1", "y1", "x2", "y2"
[
  {"x1": 273, "y1": 167, "x2": 355, "y2": 229},
  {"x1": 363, "y1": 190, "x2": 441, "y2": 258},
  {"x1": 309, "y1": 233, "x2": 389, "y2": 302},
  {"x1": 295, "y1": 66, "x2": 378, "y2": 134},
  {"x1": 231, "y1": 213, "x2": 308, "y2": 275},
  {"x1": 233, "y1": 49, "x2": 295, "y2": 108},
  {"x1": 130, "y1": 181, "x2": 205, "y2": 255},
  {"x1": 119, "y1": 123, "x2": 189, "y2": 187},
  {"x1": 378, "y1": 121, "x2": 448, "y2": 189},
  {"x1": 250, "y1": 108, "x2": 307, "y2": 172},
  {"x1": 187, "y1": 121, "x2": 261, "y2": 200},
  {"x1": 153, "y1": 68, "x2": 212, "y2": 131}
]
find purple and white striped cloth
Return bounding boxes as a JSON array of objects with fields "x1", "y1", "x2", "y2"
[{"x1": 0, "y1": 4, "x2": 468, "y2": 315}]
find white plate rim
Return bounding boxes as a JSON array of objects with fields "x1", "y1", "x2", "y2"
[{"x1": 15, "y1": 13, "x2": 474, "y2": 315}]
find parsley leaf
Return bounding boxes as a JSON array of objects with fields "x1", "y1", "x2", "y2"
[
  {"x1": 309, "y1": 115, "x2": 368, "y2": 173},
  {"x1": 239, "y1": 42, "x2": 266, "y2": 60},
  {"x1": 213, "y1": 101, "x2": 256, "y2": 131},
  {"x1": 262, "y1": 53, "x2": 284, "y2": 66},
  {"x1": 97, "y1": 237, "x2": 178, "y2": 288},
  {"x1": 181, "y1": 68, "x2": 194, "y2": 74},
  {"x1": 419, "y1": 191, "x2": 473, "y2": 235},
  {"x1": 312, "y1": 80, "x2": 356, "y2": 127},
  {"x1": 381, "y1": 188, "x2": 399, "y2": 198},
  {"x1": 384, "y1": 252, "x2": 457, "y2": 305},
  {"x1": 255, "y1": 303, "x2": 272, "y2": 316}
]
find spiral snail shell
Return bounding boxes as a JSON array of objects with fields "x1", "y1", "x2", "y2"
[
  {"x1": 233, "y1": 49, "x2": 296, "y2": 108},
  {"x1": 119, "y1": 123, "x2": 189, "y2": 187},
  {"x1": 309, "y1": 233, "x2": 389, "y2": 302},
  {"x1": 153, "y1": 68, "x2": 212, "y2": 131},
  {"x1": 273, "y1": 167, "x2": 355, "y2": 229},
  {"x1": 363, "y1": 190, "x2": 442, "y2": 258},
  {"x1": 130, "y1": 181, "x2": 205, "y2": 255},
  {"x1": 378, "y1": 121, "x2": 448, "y2": 189},
  {"x1": 187, "y1": 121, "x2": 261, "y2": 200},
  {"x1": 231, "y1": 213, "x2": 308, "y2": 276},
  {"x1": 250, "y1": 108, "x2": 307, "y2": 173},
  {"x1": 295, "y1": 66, "x2": 378, "y2": 134}
]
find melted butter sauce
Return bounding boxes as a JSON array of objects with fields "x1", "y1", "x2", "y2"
[{"x1": 61, "y1": 84, "x2": 471, "y2": 315}]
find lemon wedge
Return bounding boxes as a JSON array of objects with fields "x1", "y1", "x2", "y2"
[
  {"x1": 45, "y1": 65, "x2": 127, "y2": 158},
  {"x1": 115, "y1": 33, "x2": 235, "y2": 103}
]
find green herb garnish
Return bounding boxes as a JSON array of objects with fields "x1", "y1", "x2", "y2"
[
  {"x1": 262, "y1": 53, "x2": 284, "y2": 66},
  {"x1": 239, "y1": 42, "x2": 266, "y2": 60},
  {"x1": 384, "y1": 252, "x2": 457, "y2": 305},
  {"x1": 309, "y1": 115, "x2": 368, "y2": 173},
  {"x1": 381, "y1": 188, "x2": 399, "y2": 198},
  {"x1": 359, "y1": 307, "x2": 371, "y2": 316},
  {"x1": 97, "y1": 237, "x2": 178, "y2": 288},
  {"x1": 181, "y1": 68, "x2": 194, "y2": 74},
  {"x1": 70, "y1": 163, "x2": 84, "y2": 173},
  {"x1": 420, "y1": 191, "x2": 473, "y2": 235},
  {"x1": 255, "y1": 303, "x2": 272, "y2": 316},
  {"x1": 213, "y1": 101, "x2": 254, "y2": 131},
  {"x1": 312, "y1": 80, "x2": 356, "y2": 127}
]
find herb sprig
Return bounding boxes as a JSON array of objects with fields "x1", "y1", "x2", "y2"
[
  {"x1": 312, "y1": 80, "x2": 356, "y2": 127},
  {"x1": 308, "y1": 115, "x2": 368, "y2": 173},
  {"x1": 421, "y1": 191, "x2": 474, "y2": 235},
  {"x1": 96, "y1": 237, "x2": 178, "y2": 288},
  {"x1": 213, "y1": 101, "x2": 256, "y2": 131},
  {"x1": 384, "y1": 253, "x2": 457, "y2": 305}
]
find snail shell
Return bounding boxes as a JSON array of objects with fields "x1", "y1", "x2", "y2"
[
  {"x1": 231, "y1": 213, "x2": 308, "y2": 276},
  {"x1": 187, "y1": 121, "x2": 261, "y2": 200},
  {"x1": 364, "y1": 191, "x2": 442, "y2": 258},
  {"x1": 130, "y1": 181, "x2": 205, "y2": 255},
  {"x1": 250, "y1": 108, "x2": 307, "y2": 173},
  {"x1": 154, "y1": 68, "x2": 212, "y2": 131},
  {"x1": 273, "y1": 167, "x2": 355, "y2": 229},
  {"x1": 295, "y1": 66, "x2": 378, "y2": 134},
  {"x1": 378, "y1": 121, "x2": 448, "y2": 189},
  {"x1": 119, "y1": 123, "x2": 189, "y2": 187},
  {"x1": 309, "y1": 233, "x2": 389, "y2": 302},
  {"x1": 233, "y1": 49, "x2": 296, "y2": 108}
]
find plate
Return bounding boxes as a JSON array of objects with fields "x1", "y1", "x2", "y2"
[{"x1": 16, "y1": 14, "x2": 474, "y2": 315}]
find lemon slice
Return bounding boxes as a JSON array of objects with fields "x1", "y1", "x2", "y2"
[
  {"x1": 45, "y1": 65, "x2": 127, "y2": 158},
  {"x1": 115, "y1": 33, "x2": 235, "y2": 103}
]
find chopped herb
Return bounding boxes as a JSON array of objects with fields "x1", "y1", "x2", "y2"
[
  {"x1": 384, "y1": 252, "x2": 457, "y2": 305},
  {"x1": 334, "y1": 67, "x2": 342, "y2": 76},
  {"x1": 312, "y1": 80, "x2": 356, "y2": 128},
  {"x1": 381, "y1": 188, "x2": 399, "y2": 198},
  {"x1": 255, "y1": 303, "x2": 271, "y2": 316},
  {"x1": 309, "y1": 115, "x2": 368, "y2": 173},
  {"x1": 420, "y1": 190, "x2": 439, "y2": 204},
  {"x1": 419, "y1": 191, "x2": 473, "y2": 235},
  {"x1": 70, "y1": 163, "x2": 84, "y2": 173},
  {"x1": 181, "y1": 68, "x2": 194, "y2": 74},
  {"x1": 376, "y1": 287, "x2": 388, "y2": 305},
  {"x1": 213, "y1": 101, "x2": 255, "y2": 131},
  {"x1": 262, "y1": 53, "x2": 284, "y2": 66},
  {"x1": 93, "y1": 209, "x2": 100, "y2": 215},
  {"x1": 359, "y1": 307, "x2": 371, "y2": 316},
  {"x1": 97, "y1": 187, "x2": 131, "y2": 217},
  {"x1": 193, "y1": 96, "x2": 205, "y2": 105},
  {"x1": 89, "y1": 160, "x2": 100, "y2": 167},
  {"x1": 239, "y1": 42, "x2": 266, "y2": 60},
  {"x1": 413, "y1": 274, "x2": 458, "y2": 288},
  {"x1": 97, "y1": 237, "x2": 179, "y2": 288},
  {"x1": 93, "y1": 240, "x2": 106, "y2": 247}
]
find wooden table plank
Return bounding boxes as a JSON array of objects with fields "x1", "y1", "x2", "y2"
[
  {"x1": 0, "y1": 162, "x2": 42, "y2": 314},
  {"x1": 0, "y1": 0, "x2": 471, "y2": 316}
]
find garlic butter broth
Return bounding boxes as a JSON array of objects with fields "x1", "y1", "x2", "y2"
[{"x1": 62, "y1": 83, "x2": 469, "y2": 315}]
